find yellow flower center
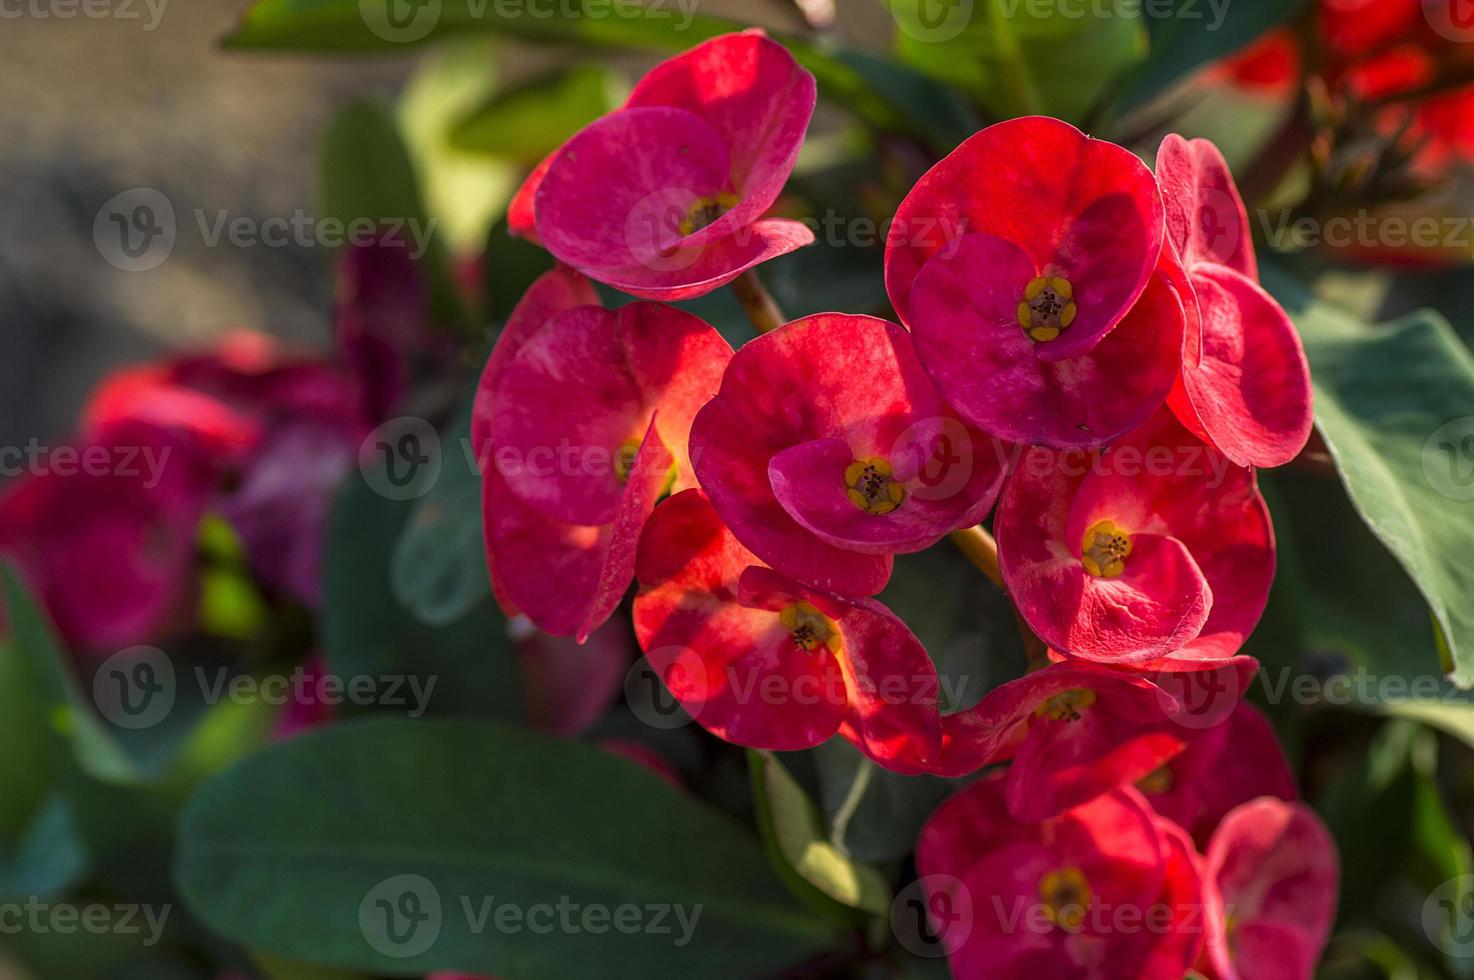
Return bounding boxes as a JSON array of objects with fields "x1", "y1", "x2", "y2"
[
  {"x1": 780, "y1": 602, "x2": 843, "y2": 654},
  {"x1": 1039, "y1": 867, "x2": 1093, "y2": 931},
  {"x1": 1016, "y1": 275, "x2": 1077, "y2": 342},
  {"x1": 844, "y1": 457, "x2": 905, "y2": 516},
  {"x1": 1035, "y1": 688, "x2": 1096, "y2": 722},
  {"x1": 613, "y1": 438, "x2": 642, "y2": 483},
  {"x1": 679, "y1": 192, "x2": 740, "y2": 236},
  {"x1": 1081, "y1": 519, "x2": 1132, "y2": 578},
  {"x1": 1137, "y1": 765, "x2": 1174, "y2": 795}
]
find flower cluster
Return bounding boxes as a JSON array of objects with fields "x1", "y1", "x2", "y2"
[
  {"x1": 477, "y1": 30, "x2": 1334, "y2": 980},
  {"x1": 0, "y1": 240, "x2": 436, "y2": 653}
]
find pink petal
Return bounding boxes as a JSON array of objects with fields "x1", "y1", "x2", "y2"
[{"x1": 1156, "y1": 134, "x2": 1258, "y2": 278}]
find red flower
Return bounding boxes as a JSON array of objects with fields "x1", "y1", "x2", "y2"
[
  {"x1": 632, "y1": 490, "x2": 948, "y2": 771},
  {"x1": 1135, "y1": 701, "x2": 1296, "y2": 846},
  {"x1": 510, "y1": 31, "x2": 816, "y2": 300},
  {"x1": 0, "y1": 420, "x2": 214, "y2": 653},
  {"x1": 472, "y1": 269, "x2": 731, "y2": 640},
  {"x1": 996, "y1": 408, "x2": 1274, "y2": 665},
  {"x1": 916, "y1": 774, "x2": 1206, "y2": 980},
  {"x1": 689, "y1": 313, "x2": 1005, "y2": 598},
  {"x1": 885, "y1": 116, "x2": 1182, "y2": 448},
  {"x1": 80, "y1": 331, "x2": 368, "y2": 607},
  {"x1": 1201, "y1": 798, "x2": 1339, "y2": 980},
  {"x1": 1157, "y1": 134, "x2": 1314, "y2": 468}
]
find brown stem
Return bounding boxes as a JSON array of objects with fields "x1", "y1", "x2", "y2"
[
  {"x1": 1239, "y1": 87, "x2": 1314, "y2": 208},
  {"x1": 731, "y1": 270, "x2": 787, "y2": 336}
]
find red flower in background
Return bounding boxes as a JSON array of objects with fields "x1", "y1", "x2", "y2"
[
  {"x1": 1156, "y1": 134, "x2": 1314, "y2": 468},
  {"x1": 1201, "y1": 798, "x2": 1339, "y2": 980},
  {"x1": 996, "y1": 409, "x2": 1274, "y2": 665},
  {"x1": 689, "y1": 313, "x2": 1005, "y2": 598},
  {"x1": 509, "y1": 31, "x2": 816, "y2": 300},
  {"x1": 0, "y1": 420, "x2": 214, "y2": 653},
  {"x1": 917, "y1": 775, "x2": 1206, "y2": 980},
  {"x1": 885, "y1": 116, "x2": 1183, "y2": 449},
  {"x1": 473, "y1": 269, "x2": 731, "y2": 640}
]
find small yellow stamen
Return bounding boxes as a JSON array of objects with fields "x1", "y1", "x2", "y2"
[
  {"x1": 1137, "y1": 765, "x2": 1174, "y2": 795},
  {"x1": 1039, "y1": 867, "x2": 1093, "y2": 931},
  {"x1": 1081, "y1": 519, "x2": 1132, "y2": 578},
  {"x1": 843, "y1": 457, "x2": 904, "y2": 516},
  {"x1": 779, "y1": 602, "x2": 843, "y2": 654},
  {"x1": 613, "y1": 438, "x2": 642, "y2": 483},
  {"x1": 1035, "y1": 688, "x2": 1096, "y2": 722},
  {"x1": 1019, "y1": 274, "x2": 1078, "y2": 343},
  {"x1": 678, "y1": 192, "x2": 740, "y2": 236}
]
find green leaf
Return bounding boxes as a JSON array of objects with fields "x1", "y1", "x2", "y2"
[
  {"x1": 390, "y1": 402, "x2": 490, "y2": 627},
  {"x1": 1117, "y1": 0, "x2": 1309, "y2": 110},
  {"x1": 1266, "y1": 265, "x2": 1474, "y2": 686},
  {"x1": 176, "y1": 718, "x2": 835, "y2": 977},
  {"x1": 223, "y1": 2, "x2": 973, "y2": 148},
  {"x1": 747, "y1": 750, "x2": 891, "y2": 924},
  {"x1": 451, "y1": 64, "x2": 615, "y2": 162},
  {"x1": 325, "y1": 449, "x2": 523, "y2": 721},
  {"x1": 320, "y1": 100, "x2": 463, "y2": 326},
  {"x1": 889, "y1": 0, "x2": 1147, "y2": 122},
  {"x1": 1, "y1": 564, "x2": 141, "y2": 785},
  {"x1": 484, "y1": 215, "x2": 555, "y2": 325}
]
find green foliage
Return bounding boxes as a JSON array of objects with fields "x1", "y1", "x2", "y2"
[
  {"x1": 175, "y1": 719, "x2": 836, "y2": 977},
  {"x1": 1269, "y1": 266, "x2": 1474, "y2": 686}
]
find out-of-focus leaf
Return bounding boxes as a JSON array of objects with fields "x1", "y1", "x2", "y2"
[
  {"x1": 1266, "y1": 265, "x2": 1474, "y2": 687},
  {"x1": 889, "y1": 0, "x2": 1147, "y2": 122},
  {"x1": 324, "y1": 443, "x2": 522, "y2": 721},
  {"x1": 1116, "y1": 0, "x2": 1309, "y2": 110},
  {"x1": 1, "y1": 565, "x2": 141, "y2": 785},
  {"x1": 484, "y1": 216, "x2": 554, "y2": 325},
  {"x1": 222, "y1": 2, "x2": 975, "y2": 146},
  {"x1": 0, "y1": 795, "x2": 86, "y2": 899},
  {"x1": 391, "y1": 401, "x2": 489, "y2": 627},
  {"x1": 320, "y1": 100, "x2": 464, "y2": 326},
  {"x1": 398, "y1": 41, "x2": 516, "y2": 257},
  {"x1": 748, "y1": 750, "x2": 892, "y2": 924},
  {"x1": 176, "y1": 719, "x2": 836, "y2": 977},
  {"x1": 451, "y1": 64, "x2": 615, "y2": 162}
]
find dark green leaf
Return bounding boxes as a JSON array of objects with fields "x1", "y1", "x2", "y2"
[
  {"x1": 325, "y1": 450, "x2": 523, "y2": 721},
  {"x1": 176, "y1": 718, "x2": 836, "y2": 977},
  {"x1": 812, "y1": 738, "x2": 961, "y2": 864},
  {"x1": 1266, "y1": 265, "x2": 1474, "y2": 686}
]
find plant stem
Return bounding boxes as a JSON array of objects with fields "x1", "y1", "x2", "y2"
[
  {"x1": 950, "y1": 524, "x2": 1052, "y2": 670},
  {"x1": 948, "y1": 524, "x2": 1003, "y2": 588},
  {"x1": 732, "y1": 270, "x2": 787, "y2": 335}
]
